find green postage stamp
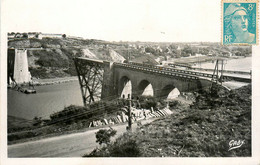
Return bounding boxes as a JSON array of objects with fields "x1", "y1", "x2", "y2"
[{"x1": 222, "y1": 0, "x2": 258, "y2": 45}]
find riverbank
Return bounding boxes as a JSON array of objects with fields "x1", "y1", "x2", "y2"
[
  {"x1": 171, "y1": 55, "x2": 219, "y2": 64},
  {"x1": 171, "y1": 55, "x2": 246, "y2": 65},
  {"x1": 32, "y1": 76, "x2": 78, "y2": 86},
  {"x1": 8, "y1": 110, "x2": 161, "y2": 145},
  {"x1": 7, "y1": 94, "x2": 177, "y2": 145}
]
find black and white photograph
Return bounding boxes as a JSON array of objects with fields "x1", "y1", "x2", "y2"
[{"x1": 0, "y1": 0, "x2": 259, "y2": 164}]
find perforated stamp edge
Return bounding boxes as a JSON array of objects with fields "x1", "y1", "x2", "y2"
[{"x1": 221, "y1": 0, "x2": 259, "y2": 45}]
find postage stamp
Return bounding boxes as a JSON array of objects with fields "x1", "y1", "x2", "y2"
[{"x1": 222, "y1": 0, "x2": 258, "y2": 45}]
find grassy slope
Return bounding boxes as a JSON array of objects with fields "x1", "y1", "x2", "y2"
[
  {"x1": 8, "y1": 116, "x2": 34, "y2": 133},
  {"x1": 86, "y1": 85, "x2": 251, "y2": 157}
]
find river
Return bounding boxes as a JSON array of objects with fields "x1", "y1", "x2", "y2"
[
  {"x1": 8, "y1": 81, "x2": 83, "y2": 120},
  {"x1": 193, "y1": 56, "x2": 252, "y2": 72}
]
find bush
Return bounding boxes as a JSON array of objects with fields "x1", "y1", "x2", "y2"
[
  {"x1": 168, "y1": 100, "x2": 179, "y2": 108},
  {"x1": 95, "y1": 128, "x2": 117, "y2": 145},
  {"x1": 29, "y1": 67, "x2": 49, "y2": 78},
  {"x1": 109, "y1": 138, "x2": 140, "y2": 157},
  {"x1": 86, "y1": 132, "x2": 141, "y2": 157},
  {"x1": 138, "y1": 96, "x2": 157, "y2": 109}
]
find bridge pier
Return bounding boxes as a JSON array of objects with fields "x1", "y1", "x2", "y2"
[
  {"x1": 101, "y1": 61, "x2": 118, "y2": 100},
  {"x1": 8, "y1": 48, "x2": 31, "y2": 85}
]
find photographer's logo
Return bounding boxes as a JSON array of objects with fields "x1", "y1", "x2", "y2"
[{"x1": 228, "y1": 140, "x2": 245, "y2": 151}]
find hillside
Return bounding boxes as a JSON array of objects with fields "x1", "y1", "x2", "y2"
[
  {"x1": 8, "y1": 38, "x2": 142, "y2": 78},
  {"x1": 8, "y1": 115, "x2": 34, "y2": 133},
  {"x1": 86, "y1": 84, "x2": 251, "y2": 157}
]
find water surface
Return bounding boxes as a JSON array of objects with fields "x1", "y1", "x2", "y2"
[
  {"x1": 8, "y1": 81, "x2": 83, "y2": 120},
  {"x1": 193, "y1": 57, "x2": 251, "y2": 72}
]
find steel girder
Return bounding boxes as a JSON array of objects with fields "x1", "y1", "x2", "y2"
[
  {"x1": 211, "y1": 59, "x2": 224, "y2": 84},
  {"x1": 74, "y1": 58, "x2": 104, "y2": 106}
]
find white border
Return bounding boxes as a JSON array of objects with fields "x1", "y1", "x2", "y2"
[{"x1": 1, "y1": 1, "x2": 260, "y2": 165}]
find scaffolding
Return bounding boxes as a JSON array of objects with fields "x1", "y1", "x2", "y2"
[{"x1": 211, "y1": 59, "x2": 224, "y2": 91}]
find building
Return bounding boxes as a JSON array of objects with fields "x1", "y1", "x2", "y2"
[
  {"x1": 8, "y1": 33, "x2": 16, "y2": 39},
  {"x1": 8, "y1": 32, "x2": 43, "y2": 40},
  {"x1": 28, "y1": 33, "x2": 37, "y2": 39},
  {"x1": 176, "y1": 45, "x2": 182, "y2": 56},
  {"x1": 14, "y1": 33, "x2": 22, "y2": 38},
  {"x1": 36, "y1": 33, "x2": 43, "y2": 39},
  {"x1": 42, "y1": 33, "x2": 66, "y2": 38}
]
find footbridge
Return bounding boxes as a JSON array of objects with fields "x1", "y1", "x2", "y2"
[{"x1": 74, "y1": 57, "x2": 251, "y2": 106}]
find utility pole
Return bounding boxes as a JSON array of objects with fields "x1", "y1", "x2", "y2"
[
  {"x1": 220, "y1": 60, "x2": 224, "y2": 85},
  {"x1": 127, "y1": 98, "x2": 132, "y2": 131},
  {"x1": 128, "y1": 48, "x2": 131, "y2": 62}
]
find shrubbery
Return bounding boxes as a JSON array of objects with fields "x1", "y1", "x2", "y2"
[
  {"x1": 85, "y1": 132, "x2": 141, "y2": 157},
  {"x1": 29, "y1": 67, "x2": 49, "y2": 79},
  {"x1": 49, "y1": 96, "x2": 167, "y2": 126},
  {"x1": 95, "y1": 128, "x2": 117, "y2": 145},
  {"x1": 137, "y1": 95, "x2": 167, "y2": 110}
]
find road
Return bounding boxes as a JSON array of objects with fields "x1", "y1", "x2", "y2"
[{"x1": 8, "y1": 119, "x2": 153, "y2": 157}]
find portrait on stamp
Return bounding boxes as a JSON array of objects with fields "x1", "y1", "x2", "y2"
[{"x1": 223, "y1": 2, "x2": 257, "y2": 45}]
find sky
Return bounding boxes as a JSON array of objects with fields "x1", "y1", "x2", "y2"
[{"x1": 2, "y1": 0, "x2": 221, "y2": 42}]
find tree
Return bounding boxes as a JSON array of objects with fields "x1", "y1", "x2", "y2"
[
  {"x1": 22, "y1": 33, "x2": 28, "y2": 38},
  {"x1": 182, "y1": 45, "x2": 192, "y2": 57},
  {"x1": 33, "y1": 116, "x2": 42, "y2": 126},
  {"x1": 145, "y1": 47, "x2": 156, "y2": 54}
]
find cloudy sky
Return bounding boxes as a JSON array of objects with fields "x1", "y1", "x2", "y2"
[{"x1": 2, "y1": 0, "x2": 220, "y2": 42}]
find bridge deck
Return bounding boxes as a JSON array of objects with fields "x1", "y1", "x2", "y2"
[
  {"x1": 126, "y1": 62, "x2": 251, "y2": 82},
  {"x1": 76, "y1": 57, "x2": 104, "y2": 64},
  {"x1": 128, "y1": 62, "x2": 216, "y2": 78},
  {"x1": 74, "y1": 58, "x2": 251, "y2": 83},
  {"x1": 115, "y1": 62, "x2": 199, "y2": 80},
  {"x1": 184, "y1": 68, "x2": 251, "y2": 79}
]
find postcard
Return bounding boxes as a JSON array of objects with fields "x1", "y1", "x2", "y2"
[{"x1": 1, "y1": 0, "x2": 259, "y2": 165}]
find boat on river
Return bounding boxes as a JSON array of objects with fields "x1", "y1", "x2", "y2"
[{"x1": 18, "y1": 87, "x2": 36, "y2": 94}]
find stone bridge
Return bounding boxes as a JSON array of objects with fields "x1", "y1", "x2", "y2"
[
  {"x1": 74, "y1": 58, "x2": 213, "y2": 105},
  {"x1": 101, "y1": 62, "x2": 214, "y2": 100}
]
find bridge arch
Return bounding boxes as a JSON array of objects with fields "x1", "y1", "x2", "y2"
[
  {"x1": 119, "y1": 76, "x2": 132, "y2": 99},
  {"x1": 160, "y1": 84, "x2": 180, "y2": 99},
  {"x1": 137, "y1": 79, "x2": 154, "y2": 97}
]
